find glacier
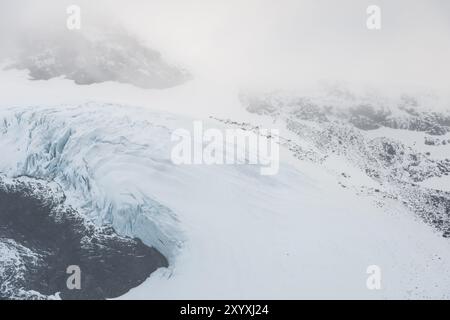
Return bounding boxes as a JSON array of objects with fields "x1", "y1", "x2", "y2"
[
  {"x1": 0, "y1": 103, "x2": 184, "y2": 259},
  {"x1": 2, "y1": 1, "x2": 450, "y2": 301},
  {"x1": 1, "y1": 69, "x2": 450, "y2": 299},
  {"x1": 0, "y1": 81, "x2": 450, "y2": 299}
]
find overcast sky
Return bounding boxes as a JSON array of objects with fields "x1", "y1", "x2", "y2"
[{"x1": 1, "y1": 0, "x2": 449, "y2": 92}]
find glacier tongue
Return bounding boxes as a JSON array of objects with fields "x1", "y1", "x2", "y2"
[{"x1": 0, "y1": 103, "x2": 184, "y2": 259}]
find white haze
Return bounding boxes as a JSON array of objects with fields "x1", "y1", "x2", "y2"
[{"x1": 1, "y1": 0, "x2": 449, "y2": 96}]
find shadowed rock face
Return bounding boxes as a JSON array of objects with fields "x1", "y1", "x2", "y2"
[{"x1": 0, "y1": 179, "x2": 168, "y2": 300}]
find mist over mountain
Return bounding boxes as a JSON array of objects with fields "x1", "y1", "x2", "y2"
[
  {"x1": 0, "y1": 0, "x2": 450, "y2": 300},
  {"x1": 8, "y1": 27, "x2": 190, "y2": 89},
  {"x1": 2, "y1": 0, "x2": 450, "y2": 94},
  {"x1": 1, "y1": 1, "x2": 190, "y2": 89}
]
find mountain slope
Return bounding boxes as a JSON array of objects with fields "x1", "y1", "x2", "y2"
[{"x1": 0, "y1": 101, "x2": 449, "y2": 299}]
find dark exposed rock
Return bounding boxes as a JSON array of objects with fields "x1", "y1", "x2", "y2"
[{"x1": 0, "y1": 177, "x2": 168, "y2": 300}]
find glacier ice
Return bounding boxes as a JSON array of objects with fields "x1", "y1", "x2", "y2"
[{"x1": 0, "y1": 103, "x2": 185, "y2": 259}]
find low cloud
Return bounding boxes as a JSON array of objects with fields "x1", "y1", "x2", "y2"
[{"x1": 1, "y1": 0, "x2": 449, "y2": 95}]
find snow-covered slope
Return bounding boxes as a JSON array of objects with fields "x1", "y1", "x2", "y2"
[
  {"x1": 1, "y1": 99, "x2": 450, "y2": 299},
  {"x1": 1, "y1": 19, "x2": 450, "y2": 297},
  {"x1": 238, "y1": 88, "x2": 450, "y2": 238}
]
